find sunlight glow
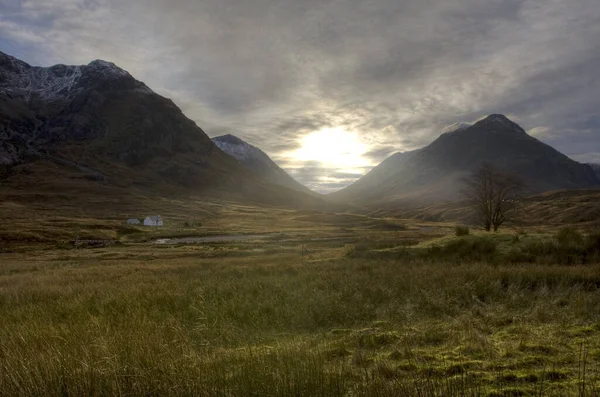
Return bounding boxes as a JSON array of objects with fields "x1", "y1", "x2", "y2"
[{"x1": 289, "y1": 127, "x2": 370, "y2": 168}]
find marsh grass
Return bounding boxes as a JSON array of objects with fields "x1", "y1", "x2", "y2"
[
  {"x1": 1, "y1": 238, "x2": 600, "y2": 396},
  {"x1": 456, "y1": 225, "x2": 471, "y2": 236},
  {"x1": 352, "y1": 228, "x2": 600, "y2": 266}
]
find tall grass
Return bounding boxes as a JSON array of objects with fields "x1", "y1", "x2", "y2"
[
  {"x1": 455, "y1": 225, "x2": 470, "y2": 236},
  {"x1": 1, "y1": 243, "x2": 600, "y2": 395},
  {"x1": 352, "y1": 228, "x2": 600, "y2": 265}
]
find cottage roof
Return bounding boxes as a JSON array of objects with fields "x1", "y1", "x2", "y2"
[{"x1": 147, "y1": 215, "x2": 162, "y2": 221}]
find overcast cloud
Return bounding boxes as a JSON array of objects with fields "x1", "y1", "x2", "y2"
[{"x1": 1, "y1": 0, "x2": 599, "y2": 192}]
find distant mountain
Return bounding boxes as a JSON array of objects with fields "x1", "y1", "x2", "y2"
[
  {"x1": 212, "y1": 134, "x2": 316, "y2": 196},
  {"x1": 589, "y1": 163, "x2": 600, "y2": 179},
  {"x1": 329, "y1": 114, "x2": 600, "y2": 205},
  {"x1": 0, "y1": 51, "x2": 325, "y2": 209}
]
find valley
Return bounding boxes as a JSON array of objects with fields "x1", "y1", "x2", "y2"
[
  {"x1": 2, "y1": 49, "x2": 600, "y2": 396},
  {"x1": 1, "y1": 200, "x2": 600, "y2": 396}
]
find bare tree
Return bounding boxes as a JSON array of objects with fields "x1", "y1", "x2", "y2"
[{"x1": 463, "y1": 164, "x2": 525, "y2": 232}]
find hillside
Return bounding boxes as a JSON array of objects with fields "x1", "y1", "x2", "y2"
[
  {"x1": 590, "y1": 163, "x2": 600, "y2": 179},
  {"x1": 365, "y1": 189, "x2": 600, "y2": 229},
  {"x1": 0, "y1": 51, "x2": 326, "y2": 211},
  {"x1": 212, "y1": 134, "x2": 317, "y2": 196},
  {"x1": 329, "y1": 114, "x2": 600, "y2": 205}
]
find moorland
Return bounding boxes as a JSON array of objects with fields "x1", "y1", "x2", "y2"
[
  {"x1": 1, "y1": 195, "x2": 600, "y2": 397},
  {"x1": 2, "y1": 49, "x2": 600, "y2": 397}
]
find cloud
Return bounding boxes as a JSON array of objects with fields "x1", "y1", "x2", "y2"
[
  {"x1": 0, "y1": 20, "x2": 45, "y2": 44},
  {"x1": 529, "y1": 126, "x2": 551, "y2": 138},
  {"x1": 571, "y1": 153, "x2": 600, "y2": 164},
  {"x1": 580, "y1": 153, "x2": 600, "y2": 164},
  {"x1": 1, "y1": 0, "x2": 599, "y2": 192}
]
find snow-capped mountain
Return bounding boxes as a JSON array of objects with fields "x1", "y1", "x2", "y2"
[
  {"x1": 329, "y1": 114, "x2": 600, "y2": 204},
  {"x1": 0, "y1": 54, "x2": 152, "y2": 103},
  {"x1": 212, "y1": 134, "x2": 317, "y2": 196},
  {"x1": 0, "y1": 50, "x2": 325, "y2": 208},
  {"x1": 1, "y1": 50, "x2": 158, "y2": 164},
  {"x1": 0, "y1": 49, "x2": 210, "y2": 168}
]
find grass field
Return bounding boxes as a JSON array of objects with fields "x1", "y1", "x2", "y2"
[{"x1": 1, "y1": 208, "x2": 600, "y2": 396}]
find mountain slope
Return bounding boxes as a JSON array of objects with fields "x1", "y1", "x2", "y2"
[
  {"x1": 212, "y1": 134, "x2": 316, "y2": 196},
  {"x1": 589, "y1": 163, "x2": 600, "y2": 179},
  {"x1": 329, "y1": 114, "x2": 600, "y2": 205},
  {"x1": 0, "y1": 51, "x2": 325, "y2": 209}
]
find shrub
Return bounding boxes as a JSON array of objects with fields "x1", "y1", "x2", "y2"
[
  {"x1": 440, "y1": 237, "x2": 497, "y2": 261},
  {"x1": 455, "y1": 225, "x2": 470, "y2": 236},
  {"x1": 514, "y1": 230, "x2": 600, "y2": 265}
]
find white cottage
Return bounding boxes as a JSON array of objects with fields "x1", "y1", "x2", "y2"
[
  {"x1": 127, "y1": 218, "x2": 141, "y2": 225},
  {"x1": 144, "y1": 215, "x2": 163, "y2": 226}
]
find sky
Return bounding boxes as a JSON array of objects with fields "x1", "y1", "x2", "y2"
[{"x1": 1, "y1": 0, "x2": 599, "y2": 193}]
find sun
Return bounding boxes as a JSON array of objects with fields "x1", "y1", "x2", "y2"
[{"x1": 290, "y1": 127, "x2": 369, "y2": 168}]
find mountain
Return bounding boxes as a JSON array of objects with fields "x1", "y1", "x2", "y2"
[
  {"x1": 0, "y1": 50, "x2": 216, "y2": 172},
  {"x1": 329, "y1": 114, "x2": 600, "y2": 205},
  {"x1": 212, "y1": 134, "x2": 316, "y2": 196},
  {"x1": 589, "y1": 163, "x2": 600, "y2": 179},
  {"x1": 0, "y1": 51, "x2": 324, "y2": 209}
]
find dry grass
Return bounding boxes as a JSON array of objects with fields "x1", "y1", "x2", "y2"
[
  {"x1": 1, "y1": 228, "x2": 600, "y2": 396},
  {"x1": 1, "y1": 194, "x2": 600, "y2": 395},
  {"x1": 373, "y1": 189, "x2": 600, "y2": 228}
]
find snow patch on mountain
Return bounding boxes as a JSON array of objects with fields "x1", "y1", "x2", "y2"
[
  {"x1": 213, "y1": 137, "x2": 254, "y2": 162},
  {"x1": 87, "y1": 60, "x2": 130, "y2": 77},
  {"x1": 0, "y1": 51, "x2": 152, "y2": 102},
  {"x1": 23, "y1": 65, "x2": 83, "y2": 101},
  {"x1": 212, "y1": 134, "x2": 281, "y2": 172},
  {"x1": 212, "y1": 134, "x2": 316, "y2": 195}
]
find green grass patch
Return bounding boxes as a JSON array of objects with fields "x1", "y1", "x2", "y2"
[{"x1": 1, "y1": 232, "x2": 600, "y2": 395}]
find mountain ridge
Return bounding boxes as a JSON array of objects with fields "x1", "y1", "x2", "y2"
[
  {"x1": 212, "y1": 134, "x2": 317, "y2": 196},
  {"x1": 0, "y1": 50, "x2": 327, "y2": 210},
  {"x1": 328, "y1": 114, "x2": 600, "y2": 205}
]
